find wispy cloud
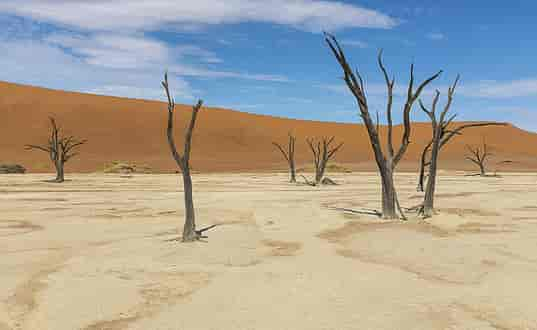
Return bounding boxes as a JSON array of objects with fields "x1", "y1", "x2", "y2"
[
  {"x1": 459, "y1": 79, "x2": 537, "y2": 98},
  {"x1": 85, "y1": 84, "x2": 194, "y2": 100},
  {"x1": 46, "y1": 33, "x2": 171, "y2": 69},
  {"x1": 0, "y1": 39, "x2": 196, "y2": 101},
  {"x1": 341, "y1": 39, "x2": 369, "y2": 48},
  {"x1": 285, "y1": 97, "x2": 314, "y2": 104},
  {"x1": 171, "y1": 65, "x2": 289, "y2": 82},
  {"x1": 426, "y1": 32, "x2": 445, "y2": 40},
  {"x1": 217, "y1": 39, "x2": 232, "y2": 46},
  {"x1": 6, "y1": 28, "x2": 289, "y2": 88},
  {"x1": 320, "y1": 77, "x2": 537, "y2": 103},
  {"x1": 0, "y1": 1, "x2": 398, "y2": 32}
]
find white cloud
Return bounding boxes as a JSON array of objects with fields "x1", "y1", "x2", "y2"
[
  {"x1": 341, "y1": 39, "x2": 369, "y2": 48},
  {"x1": 41, "y1": 32, "x2": 287, "y2": 82},
  {"x1": 46, "y1": 33, "x2": 171, "y2": 69},
  {"x1": 0, "y1": 0, "x2": 398, "y2": 32},
  {"x1": 319, "y1": 82, "x2": 412, "y2": 97},
  {"x1": 85, "y1": 84, "x2": 195, "y2": 100},
  {"x1": 426, "y1": 32, "x2": 445, "y2": 40},
  {"x1": 459, "y1": 79, "x2": 537, "y2": 98},
  {"x1": 285, "y1": 97, "x2": 314, "y2": 104},
  {"x1": 175, "y1": 45, "x2": 222, "y2": 64},
  {"x1": 0, "y1": 38, "x2": 196, "y2": 101},
  {"x1": 321, "y1": 76, "x2": 537, "y2": 101},
  {"x1": 171, "y1": 64, "x2": 289, "y2": 82},
  {"x1": 0, "y1": 0, "x2": 397, "y2": 102}
]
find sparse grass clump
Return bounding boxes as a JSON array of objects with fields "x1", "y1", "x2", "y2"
[
  {"x1": 296, "y1": 162, "x2": 352, "y2": 173},
  {"x1": 102, "y1": 161, "x2": 152, "y2": 174}
]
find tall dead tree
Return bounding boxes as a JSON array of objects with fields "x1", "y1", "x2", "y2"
[
  {"x1": 162, "y1": 72, "x2": 215, "y2": 242},
  {"x1": 416, "y1": 84, "x2": 507, "y2": 216},
  {"x1": 465, "y1": 140, "x2": 493, "y2": 176},
  {"x1": 25, "y1": 117, "x2": 86, "y2": 183},
  {"x1": 272, "y1": 133, "x2": 297, "y2": 183},
  {"x1": 416, "y1": 122, "x2": 506, "y2": 192},
  {"x1": 306, "y1": 136, "x2": 343, "y2": 185},
  {"x1": 417, "y1": 78, "x2": 459, "y2": 217},
  {"x1": 325, "y1": 33, "x2": 442, "y2": 219}
]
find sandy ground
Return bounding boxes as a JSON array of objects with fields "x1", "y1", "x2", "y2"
[{"x1": 1, "y1": 172, "x2": 537, "y2": 330}]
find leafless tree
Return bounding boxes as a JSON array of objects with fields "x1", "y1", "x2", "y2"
[
  {"x1": 304, "y1": 136, "x2": 343, "y2": 185},
  {"x1": 416, "y1": 77, "x2": 459, "y2": 217},
  {"x1": 162, "y1": 72, "x2": 216, "y2": 242},
  {"x1": 325, "y1": 33, "x2": 442, "y2": 219},
  {"x1": 416, "y1": 122, "x2": 506, "y2": 192},
  {"x1": 465, "y1": 139, "x2": 493, "y2": 176},
  {"x1": 25, "y1": 117, "x2": 86, "y2": 183},
  {"x1": 272, "y1": 133, "x2": 297, "y2": 183}
]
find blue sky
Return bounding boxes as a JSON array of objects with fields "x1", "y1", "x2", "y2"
[{"x1": 1, "y1": 1, "x2": 537, "y2": 131}]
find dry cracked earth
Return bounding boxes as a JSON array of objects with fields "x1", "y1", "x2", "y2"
[{"x1": 1, "y1": 172, "x2": 537, "y2": 329}]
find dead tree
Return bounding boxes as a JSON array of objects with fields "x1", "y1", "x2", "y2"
[
  {"x1": 325, "y1": 33, "x2": 442, "y2": 219},
  {"x1": 465, "y1": 140, "x2": 493, "y2": 176},
  {"x1": 417, "y1": 78, "x2": 459, "y2": 217},
  {"x1": 162, "y1": 72, "x2": 215, "y2": 242},
  {"x1": 25, "y1": 117, "x2": 86, "y2": 183},
  {"x1": 272, "y1": 133, "x2": 297, "y2": 183},
  {"x1": 306, "y1": 136, "x2": 343, "y2": 185},
  {"x1": 416, "y1": 86, "x2": 508, "y2": 217},
  {"x1": 416, "y1": 122, "x2": 506, "y2": 192}
]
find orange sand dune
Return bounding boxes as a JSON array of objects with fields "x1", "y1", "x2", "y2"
[{"x1": 1, "y1": 81, "x2": 536, "y2": 173}]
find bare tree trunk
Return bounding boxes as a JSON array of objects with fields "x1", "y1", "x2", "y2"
[
  {"x1": 315, "y1": 166, "x2": 324, "y2": 185},
  {"x1": 55, "y1": 158, "x2": 65, "y2": 183},
  {"x1": 290, "y1": 160, "x2": 296, "y2": 183},
  {"x1": 381, "y1": 168, "x2": 397, "y2": 219},
  {"x1": 181, "y1": 166, "x2": 197, "y2": 241},
  {"x1": 479, "y1": 163, "x2": 486, "y2": 176},
  {"x1": 422, "y1": 132, "x2": 441, "y2": 217}
]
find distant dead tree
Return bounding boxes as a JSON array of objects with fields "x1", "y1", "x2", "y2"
[
  {"x1": 272, "y1": 133, "x2": 297, "y2": 183},
  {"x1": 325, "y1": 33, "x2": 441, "y2": 219},
  {"x1": 465, "y1": 139, "x2": 493, "y2": 176},
  {"x1": 162, "y1": 72, "x2": 215, "y2": 242},
  {"x1": 25, "y1": 117, "x2": 86, "y2": 183},
  {"x1": 303, "y1": 136, "x2": 343, "y2": 186}
]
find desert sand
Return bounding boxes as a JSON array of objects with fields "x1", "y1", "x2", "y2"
[
  {"x1": 1, "y1": 172, "x2": 537, "y2": 329},
  {"x1": 2, "y1": 81, "x2": 537, "y2": 174}
]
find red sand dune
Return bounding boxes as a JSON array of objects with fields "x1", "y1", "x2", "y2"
[{"x1": 1, "y1": 81, "x2": 536, "y2": 173}]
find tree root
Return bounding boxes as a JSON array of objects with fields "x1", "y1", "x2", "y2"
[
  {"x1": 165, "y1": 224, "x2": 218, "y2": 243},
  {"x1": 328, "y1": 207, "x2": 382, "y2": 218},
  {"x1": 404, "y1": 203, "x2": 435, "y2": 219},
  {"x1": 300, "y1": 175, "x2": 317, "y2": 187},
  {"x1": 194, "y1": 224, "x2": 217, "y2": 239}
]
